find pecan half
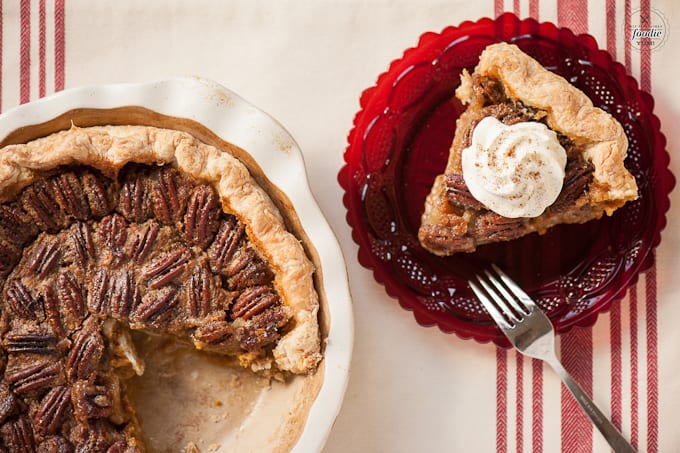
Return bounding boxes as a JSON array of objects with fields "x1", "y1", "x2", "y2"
[
  {"x1": 230, "y1": 285, "x2": 279, "y2": 321},
  {"x1": 142, "y1": 247, "x2": 192, "y2": 289},
  {"x1": 474, "y1": 213, "x2": 529, "y2": 243},
  {"x1": 225, "y1": 247, "x2": 273, "y2": 290},
  {"x1": 132, "y1": 287, "x2": 179, "y2": 325},
  {"x1": 26, "y1": 238, "x2": 62, "y2": 279},
  {"x1": 188, "y1": 266, "x2": 212, "y2": 318},
  {"x1": 69, "y1": 222, "x2": 96, "y2": 267},
  {"x1": 420, "y1": 223, "x2": 477, "y2": 253},
  {"x1": 118, "y1": 173, "x2": 148, "y2": 223},
  {"x1": 66, "y1": 319, "x2": 104, "y2": 381},
  {"x1": 208, "y1": 216, "x2": 244, "y2": 273},
  {"x1": 43, "y1": 286, "x2": 66, "y2": 337},
  {"x1": 4, "y1": 331, "x2": 56, "y2": 355},
  {"x1": 1, "y1": 416, "x2": 35, "y2": 453},
  {"x1": 5, "y1": 361, "x2": 63, "y2": 396},
  {"x1": 110, "y1": 270, "x2": 138, "y2": 319},
  {"x1": 493, "y1": 101, "x2": 541, "y2": 125},
  {"x1": 151, "y1": 169, "x2": 183, "y2": 224},
  {"x1": 99, "y1": 214, "x2": 128, "y2": 267},
  {"x1": 73, "y1": 420, "x2": 117, "y2": 453},
  {"x1": 237, "y1": 305, "x2": 289, "y2": 351},
  {"x1": 192, "y1": 321, "x2": 239, "y2": 353},
  {"x1": 475, "y1": 75, "x2": 508, "y2": 105},
  {"x1": 548, "y1": 159, "x2": 594, "y2": 213},
  {"x1": 445, "y1": 174, "x2": 485, "y2": 210},
  {"x1": 193, "y1": 320, "x2": 235, "y2": 345},
  {"x1": 20, "y1": 180, "x2": 65, "y2": 233},
  {"x1": 5, "y1": 280, "x2": 43, "y2": 320},
  {"x1": 184, "y1": 185, "x2": 220, "y2": 249},
  {"x1": 72, "y1": 381, "x2": 112, "y2": 421},
  {"x1": 58, "y1": 271, "x2": 86, "y2": 325},
  {"x1": 130, "y1": 222, "x2": 160, "y2": 265},
  {"x1": 0, "y1": 204, "x2": 38, "y2": 245},
  {"x1": 51, "y1": 172, "x2": 90, "y2": 221},
  {"x1": 34, "y1": 385, "x2": 71, "y2": 435},
  {"x1": 88, "y1": 268, "x2": 111, "y2": 315},
  {"x1": 81, "y1": 171, "x2": 113, "y2": 219}
]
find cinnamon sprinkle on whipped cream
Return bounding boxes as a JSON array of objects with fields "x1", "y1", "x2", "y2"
[{"x1": 461, "y1": 116, "x2": 567, "y2": 218}]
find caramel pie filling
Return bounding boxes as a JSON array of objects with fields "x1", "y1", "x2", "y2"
[
  {"x1": 431, "y1": 75, "x2": 595, "y2": 252},
  {"x1": 418, "y1": 42, "x2": 638, "y2": 257},
  {"x1": 0, "y1": 163, "x2": 293, "y2": 451}
]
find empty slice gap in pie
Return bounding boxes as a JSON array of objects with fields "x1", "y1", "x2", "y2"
[
  {"x1": 0, "y1": 125, "x2": 321, "y2": 451},
  {"x1": 418, "y1": 42, "x2": 638, "y2": 256}
]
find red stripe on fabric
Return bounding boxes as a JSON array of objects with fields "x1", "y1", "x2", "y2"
[
  {"x1": 20, "y1": 0, "x2": 31, "y2": 104},
  {"x1": 604, "y1": 0, "x2": 625, "y2": 440},
  {"x1": 529, "y1": 0, "x2": 539, "y2": 19},
  {"x1": 556, "y1": 3, "x2": 593, "y2": 451},
  {"x1": 532, "y1": 359, "x2": 543, "y2": 453},
  {"x1": 624, "y1": 0, "x2": 632, "y2": 72},
  {"x1": 610, "y1": 303, "x2": 623, "y2": 430},
  {"x1": 640, "y1": 0, "x2": 652, "y2": 92},
  {"x1": 630, "y1": 283, "x2": 639, "y2": 449},
  {"x1": 557, "y1": 0, "x2": 588, "y2": 35},
  {"x1": 55, "y1": 0, "x2": 66, "y2": 92},
  {"x1": 516, "y1": 353, "x2": 524, "y2": 453},
  {"x1": 606, "y1": 0, "x2": 617, "y2": 57},
  {"x1": 494, "y1": 0, "x2": 504, "y2": 18},
  {"x1": 646, "y1": 263, "x2": 659, "y2": 452},
  {"x1": 39, "y1": 0, "x2": 46, "y2": 98},
  {"x1": 497, "y1": 348, "x2": 508, "y2": 453},
  {"x1": 560, "y1": 328, "x2": 594, "y2": 453},
  {"x1": 513, "y1": 0, "x2": 520, "y2": 15}
]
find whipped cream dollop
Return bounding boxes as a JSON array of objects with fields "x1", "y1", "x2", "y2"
[{"x1": 461, "y1": 116, "x2": 567, "y2": 218}]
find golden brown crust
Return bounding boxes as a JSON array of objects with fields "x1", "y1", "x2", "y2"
[
  {"x1": 419, "y1": 43, "x2": 638, "y2": 256},
  {"x1": 0, "y1": 125, "x2": 321, "y2": 373},
  {"x1": 457, "y1": 43, "x2": 637, "y2": 202}
]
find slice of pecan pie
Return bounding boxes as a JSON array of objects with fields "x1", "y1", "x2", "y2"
[
  {"x1": 418, "y1": 43, "x2": 638, "y2": 256},
  {"x1": 0, "y1": 125, "x2": 321, "y2": 451}
]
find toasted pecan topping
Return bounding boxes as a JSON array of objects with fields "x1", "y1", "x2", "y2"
[
  {"x1": 0, "y1": 164, "x2": 290, "y2": 451},
  {"x1": 34, "y1": 385, "x2": 71, "y2": 435},
  {"x1": 445, "y1": 174, "x2": 485, "y2": 210},
  {"x1": 4, "y1": 332, "x2": 56, "y2": 355},
  {"x1": 6, "y1": 361, "x2": 63, "y2": 396},
  {"x1": 5, "y1": 280, "x2": 43, "y2": 321},
  {"x1": 184, "y1": 185, "x2": 221, "y2": 248},
  {"x1": 430, "y1": 73, "x2": 597, "y2": 254}
]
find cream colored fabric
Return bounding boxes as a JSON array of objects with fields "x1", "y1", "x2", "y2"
[{"x1": 2, "y1": 1, "x2": 679, "y2": 452}]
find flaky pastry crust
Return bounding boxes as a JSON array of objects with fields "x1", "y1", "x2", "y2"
[
  {"x1": 419, "y1": 42, "x2": 638, "y2": 256},
  {"x1": 0, "y1": 125, "x2": 321, "y2": 373}
]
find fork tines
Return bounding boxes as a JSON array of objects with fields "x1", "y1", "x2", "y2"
[{"x1": 469, "y1": 264, "x2": 536, "y2": 328}]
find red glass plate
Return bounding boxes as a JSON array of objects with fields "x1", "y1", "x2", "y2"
[{"x1": 338, "y1": 13, "x2": 674, "y2": 346}]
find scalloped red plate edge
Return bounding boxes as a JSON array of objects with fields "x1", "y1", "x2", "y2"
[{"x1": 338, "y1": 13, "x2": 675, "y2": 346}]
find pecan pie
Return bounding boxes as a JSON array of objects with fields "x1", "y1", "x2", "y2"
[
  {"x1": 0, "y1": 125, "x2": 321, "y2": 451},
  {"x1": 418, "y1": 43, "x2": 638, "y2": 256}
]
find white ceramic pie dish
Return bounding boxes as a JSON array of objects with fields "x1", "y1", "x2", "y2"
[{"x1": 0, "y1": 77, "x2": 353, "y2": 453}]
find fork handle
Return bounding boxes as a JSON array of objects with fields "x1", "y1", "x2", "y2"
[{"x1": 547, "y1": 357, "x2": 637, "y2": 453}]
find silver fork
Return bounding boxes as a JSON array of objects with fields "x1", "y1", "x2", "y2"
[{"x1": 470, "y1": 264, "x2": 636, "y2": 453}]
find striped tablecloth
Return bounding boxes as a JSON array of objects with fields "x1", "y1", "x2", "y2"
[
  {"x1": 492, "y1": 2, "x2": 664, "y2": 452},
  {"x1": 1, "y1": 1, "x2": 678, "y2": 452}
]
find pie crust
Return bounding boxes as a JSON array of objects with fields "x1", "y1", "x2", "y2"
[
  {"x1": 0, "y1": 125, "x2": 321, "y2": 450},
  {"x1": 418, "y1": 43, "x2": 639, "y2": 256}
]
